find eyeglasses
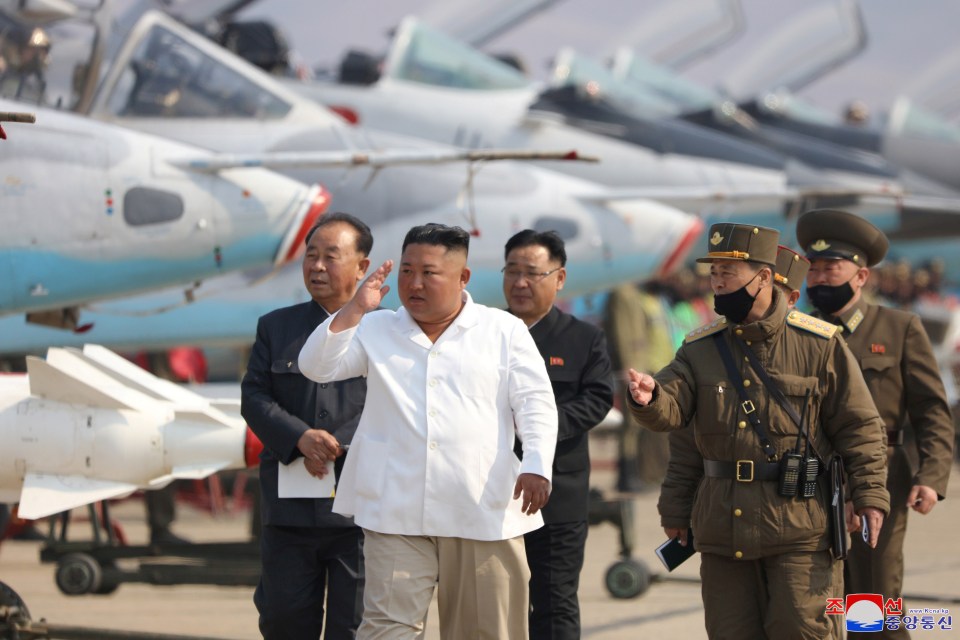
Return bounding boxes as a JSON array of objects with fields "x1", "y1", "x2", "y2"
[{"x1": 501, "y1": 266, "x2": 562, "y2": 283}]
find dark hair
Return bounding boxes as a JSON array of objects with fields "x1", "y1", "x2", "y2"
[
  {"x1": 402, "y1": 223, "x2": 470, "y2": 255},
  {"x1": 304, "y1": 212, "x2": 373, "y2": 256},
  {"x1": 504, "y1": 229, "x2": 566, "y2": 266}
]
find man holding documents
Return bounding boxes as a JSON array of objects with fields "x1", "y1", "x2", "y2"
[
  {"x1": 241, "y1": 213, "x2": 372, "y2": 640},
  {"x1": 299, "y1": 223, "x2": 558, "y2": 639}
]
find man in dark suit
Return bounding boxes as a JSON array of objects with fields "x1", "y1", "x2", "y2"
[
  {"x1": 241, "y1": 212, "x2": 372, "y2": 640},
  {"x1": 503, "y1": 229, "x2": 614, "y2": 640}
]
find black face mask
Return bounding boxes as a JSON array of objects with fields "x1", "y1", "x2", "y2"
[
  {"x1": 807, "y1": 279, "x2": 856, "y2": 316},
  {"x1": 713, "y1": 272, "x2": 760, "y2": 324}
]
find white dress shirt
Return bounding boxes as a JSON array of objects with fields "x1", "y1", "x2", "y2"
[{"x1": 298, "y1": 291, "x2": 558, "y2": 540}]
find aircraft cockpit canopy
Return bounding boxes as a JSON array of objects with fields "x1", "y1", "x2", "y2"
[
  {"x1": 105, "y1": 23, "x2": 291, "y2": 119},
  {"x1": 887, "y1": 98, "x2": 960, "y2": 143},
  {"x1": 384, "y1": 17, "x2": 529, "y2": 91},
  {"x1": 550, "y1": 49, "x2": 676, "y2": 119},
  {"x1": 610, "y1": 49, "x2": 717, "y2": 113}
]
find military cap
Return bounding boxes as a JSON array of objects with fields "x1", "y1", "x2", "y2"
[
  {"x1": 796, "y1": 209, "x2": 889, "y2": 267},
  {"x1": 774, "y1": 245, "x2": 810, "y2": 292},
  {"x1": 695, "y1": 223, "x2": 779, "y2": 266}
]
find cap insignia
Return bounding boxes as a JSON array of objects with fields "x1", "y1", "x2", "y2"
[
  {"x1": 710, "y1": 231, "x2": 724, "y2": 246},
  {"x1": 811, "y1": 239, "x2": 831, "y2": 252}
]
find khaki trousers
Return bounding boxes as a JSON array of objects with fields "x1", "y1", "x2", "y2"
[
  {"x1": 701, "y1": 550, "x2": 843, "y2": 640},
  {"x1": 358, "y1": 529, "x2": 530, "y2": 640}
]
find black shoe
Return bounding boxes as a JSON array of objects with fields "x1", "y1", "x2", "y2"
[
  {"x1": 11, "y1": 526, "x2": 48, "y2": 541},
  {"x1": 150, "y1": 529, "x2": 191, "y2": 545}
]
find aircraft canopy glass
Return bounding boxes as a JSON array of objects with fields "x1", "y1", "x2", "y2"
[
  {"x1": 891, "y1": 99, "x2": 960, "y2": 143},
  {"x1": 553, "y1": 50, "x2": 676, "y2": 119},
  {"x1": 106, "y1": 24, "x2": 290, "y2": 119},
  {"x1": 387, "y1": 19, "x2": 529, "y2": 90},
  {"x1": 614, "y1": 51, "x2": 716, "y2": 112}
]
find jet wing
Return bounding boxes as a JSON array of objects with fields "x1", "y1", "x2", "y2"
[
  {"x1": 171, "y1": 148, "x2": 597, "y2": 173},
  {"x1": 584, "y1": 184, "x2": 899, "y2": 206},
  {"x1": 18, "y1": 473, "x2": 138, "y2": 520},
  {"x1": 885, "y1": 194, "x2": 960, "y2": 240}
]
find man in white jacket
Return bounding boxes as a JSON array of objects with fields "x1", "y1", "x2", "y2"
[{"x1": 299, "y1": 223, "x2": 558, "y2": 639}]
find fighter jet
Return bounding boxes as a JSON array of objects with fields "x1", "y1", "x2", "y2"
[
  {"x1": 0, "y1": 166, "x2": 703, "y2": 355},
  {"x1": 0, "y1": 6, "x2": 610, "y2": 332},
  {"x1": 0, "y1": 344, "x2": 264, "y2": 520},
  {"x1": 285, "y1": 16, "x2": 898, "y2": 239},
  {"x1": 0, "y1": 7, "x2": 703, "y2": 355},
  {"x1": 0, "y1": 95, "x2": 327, "y2": 330}
]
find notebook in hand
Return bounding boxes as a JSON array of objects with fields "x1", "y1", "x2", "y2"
[{"x1": 655, "y1": 529, "x2": 696, "y2": 571}]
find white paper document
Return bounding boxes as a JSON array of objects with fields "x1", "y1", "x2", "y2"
[{"x1": 277, "y1": 458, "x2": 336, "y2": 498}]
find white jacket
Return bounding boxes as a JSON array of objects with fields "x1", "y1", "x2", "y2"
[{"x1": 299, "y1": 292, "x2": 558, "y2": 540}]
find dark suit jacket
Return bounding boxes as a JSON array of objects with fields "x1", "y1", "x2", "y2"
[
  {"x1": 516, "y1": 306, "x2": 614, "y2": 523},
  {"x1": 241, "y1": 301, "x2": 366, "y2": 528}
]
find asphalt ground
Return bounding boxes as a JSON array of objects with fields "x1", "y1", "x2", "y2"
[{"x1": 2, "y1": 463, "x2": 958, "y2": 639}]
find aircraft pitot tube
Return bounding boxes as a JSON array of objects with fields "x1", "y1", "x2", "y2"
[{"x1": 0, "y1": 345, "x2": 263, "y2": 520}]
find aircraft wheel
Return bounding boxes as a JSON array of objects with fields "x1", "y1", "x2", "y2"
[
  {"x1": 55, "y1": 552, "x2": 103, "y2": 596},
  {"x1": 0, "y1": 579, "x2": 32, "y2": 624},
  {"x1": 604, "y1": 558, "x2": 651, "y2": 599}
]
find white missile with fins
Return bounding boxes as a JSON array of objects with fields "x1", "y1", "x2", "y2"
[{"x1": 0, "y1": 345, "x2": 262, "y2": 520}]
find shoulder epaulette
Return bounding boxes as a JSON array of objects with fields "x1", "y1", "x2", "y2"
[
  {"x1": 684, "y1": 317, "x2": 728, "y2": 343},
  {"x1": 786, "y1": 310, "x2": 838, "y2": 339}
]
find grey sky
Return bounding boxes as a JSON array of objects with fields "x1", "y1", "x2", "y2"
[{"x1": 240, "y1": 0, "x2": 960, "y2": 122}]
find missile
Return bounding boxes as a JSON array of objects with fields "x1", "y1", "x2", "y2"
[{"x1": 0, "y1": 345, "x2": 262, "y2": 520}]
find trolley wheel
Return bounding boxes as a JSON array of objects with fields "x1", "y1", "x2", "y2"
[
  {"x1": 0, "y1": 579, "x2": 32, "y2": 624},
  {"x1": 604, "y1": 558, "x2": 651, "y2": 599},
  {"x1": 55, "y1": 552, "x2": 103, "y2": 596},
  {"x1": 94, "y1": 561, "x2": 120, "y2": 595}
]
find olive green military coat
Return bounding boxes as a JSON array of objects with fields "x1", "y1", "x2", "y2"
[
  {"x1": 632, "y1": 288, "x2": 890, "y2": 559},
  {"x1": 823, "y1": 296, "x2": 954, "y2": 504}
]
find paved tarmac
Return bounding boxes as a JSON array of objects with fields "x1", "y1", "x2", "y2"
[{"x1": 2, "y1": 464, "x2": 959, "y2": 639}]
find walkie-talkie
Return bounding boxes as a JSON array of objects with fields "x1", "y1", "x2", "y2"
[
  {"x1": 778, "y1": 453, "x2": 802, "y2": 497},
  {"x1": 799, "y1": 455, "x2": 819, "y2": 498},
  {"x1": 798, "y1": 389, "x2": 818, "y2": 498}
]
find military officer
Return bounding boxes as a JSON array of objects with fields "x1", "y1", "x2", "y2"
[
  {"x1": 658, "y1": 245, "x2": 812, "y2": 544},
  {"x1": 629, "y1": 223, "x2": 889, "y2": 640},
  {"x1": 798, "y1": 209, "x2": 954, "y2": 640}
]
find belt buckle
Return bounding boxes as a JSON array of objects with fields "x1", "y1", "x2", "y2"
[
  {"x1": 741, "y1": 400, "x2": 756, "y2": 414},
  {"x1": 736, "y1": 460, "x2": 754, "y2": 482}
]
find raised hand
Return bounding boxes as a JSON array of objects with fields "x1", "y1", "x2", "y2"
[
  {"x1": 627, "y1": 368, "x2": 656, "y2": 406},
  {"x1": 331, "y1": 259, "x2": 393, "y2": 333},
  {"x1": 354, "y1": 259, "x2": 393, "y2": 312}
]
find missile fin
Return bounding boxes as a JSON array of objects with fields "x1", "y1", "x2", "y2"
[
  {"x1": 18, "y1": 472, "x2": 138, "y2": 520},
  {"x1": 169, "y1": 461, "x2": 231, "y2": 480},
  {"x1": 26, "y1": 356, "x2": 134, "y2": 410}
]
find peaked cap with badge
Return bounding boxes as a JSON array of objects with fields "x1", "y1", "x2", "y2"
[
  {"x1": 796, "y1": 209, "x2": 889, "y2": 267},
  {"x1": 774, "y1": 245, "x2": 810, "y2": 292},
  {"x1": 695, "y1": 223, "x2": 779, "y2": 266}
]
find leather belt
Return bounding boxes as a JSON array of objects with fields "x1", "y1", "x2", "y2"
[
  {"x1": 887, "y1": 430, "x2": 904, "y2": 446},
  {"x1": 704, "y1": 459, "x2": 780, "y2": 483}
]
